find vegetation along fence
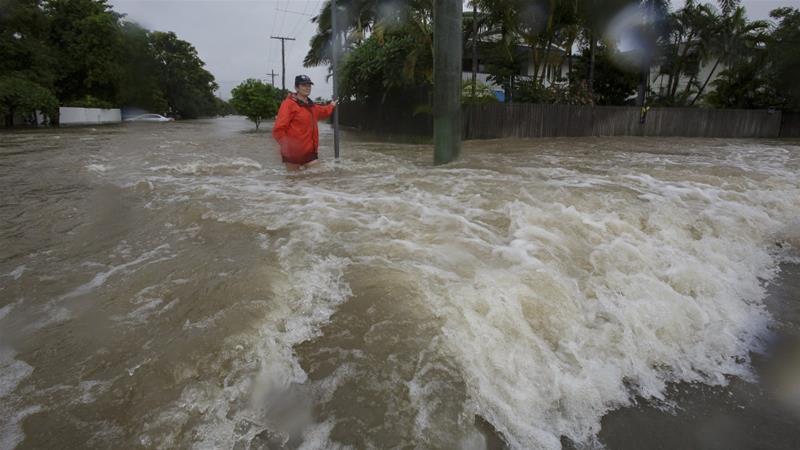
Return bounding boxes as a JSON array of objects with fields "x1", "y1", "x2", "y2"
[{"x1": 339, "y1": 103, "x2": 791, "y2": 139}]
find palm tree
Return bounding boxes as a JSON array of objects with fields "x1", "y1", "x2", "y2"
[
  {"x1": 652, "y1": 0, "x2": 718, "y2": 104},
  {"x1": 303, "y1": 0, "x2": 379, "y2": 68},
  {"x1": 690, "y1": 5, "x2": 769, "y2": 105}
]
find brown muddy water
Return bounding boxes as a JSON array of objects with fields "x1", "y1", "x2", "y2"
[{"x1": 1, "y1": 116, "x2": 799, "y2": 449}]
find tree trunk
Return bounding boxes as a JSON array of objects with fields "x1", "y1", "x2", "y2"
[
  {"x1": 637, "y1": 68, "x2": 648, "y2": 106},
  {"x1": 690, "y1": 57, "x2": 720, "y2": 106},
  {"x1": 670, "y1": 32, "x2": 695, "y2": 100},
  {"x1": 531, "y1": 43, "x2": 541, "y2": 86},
  {"x1": 471, "y1": 3, "x2": 478, "y2": 100},
  {"x1": 539, "y1": 35, "x2": 554, "y2": 86},
  {"x1": 588, "y1": 31, "x2": 595, "y2": 98},
  {"x1": 665, "y1": 31, "x2": 682, "y2": 102},
  {"x1": 5, "y1": 107, "x2": 15, "y2": 128},
  {"x1": 538, "y1": 1, "x2": 556, "y2": 86}
]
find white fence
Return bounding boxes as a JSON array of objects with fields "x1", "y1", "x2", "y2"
[{"x1": 59, "y1": 107, "x2": 121, "y2": 126}]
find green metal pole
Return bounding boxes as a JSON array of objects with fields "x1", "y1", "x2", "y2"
[
  {"x1": 332, "y1": 0, "x2": 341, "y2": 159},
  {"x1": 433, "y1": 0, "x2": 462, "y2": 165}
]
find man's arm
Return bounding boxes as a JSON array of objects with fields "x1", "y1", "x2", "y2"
[
  {"x1": 272, "y1": 101, "x2": 294, "y2": 142},
  {"x1": 314, "y1": 100, "x2": 336, "y2": 121}
]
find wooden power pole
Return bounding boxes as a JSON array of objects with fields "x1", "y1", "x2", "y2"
[{"x1": 270, "y1": 36, "x2": 296, "y2": 90}]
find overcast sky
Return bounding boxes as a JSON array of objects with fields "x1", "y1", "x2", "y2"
[{"x1": 108, "y1": 0, "x2": 800, "y2": 100}]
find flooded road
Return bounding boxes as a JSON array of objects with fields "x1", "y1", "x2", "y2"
[{"x1": 1, "y1": 117, "x2": 799, "y2": 449}]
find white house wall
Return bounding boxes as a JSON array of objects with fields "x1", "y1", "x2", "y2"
[{"x1": 651, "y1": 60, "x2": 727, "y2": 98}]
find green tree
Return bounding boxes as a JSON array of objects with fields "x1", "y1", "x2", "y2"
[
  {"x1": 304, "y1": 0, "x2": 432, "y2": 68},
  {"x1": 765, "y1": 7, "x2": 800, "y2": 111},
  {"x1": 45, "y1": 0, "x2": 125, "y2": 104},
  {"x1": 0, "y1": 0, "x2": 56, "y2": 89},
  {"x1": 149, "y1": 31, "x2": 218, "y2": 118},
  {"x1": 472, "y1": 0, "x2": 523, "y2": 100},
  {"x1": 472, "y1": 0, "x2": 636, "y2": 101},
  {"x1": 572, "y1": 44, "x2": 638, "y2": 105},
  {"x1": 653, "y1": 0, "x2": 719, "y2": 105},
  {"x1": 215, "y1": 97, "x2": 236, "y2": 116},
  {"x1": 337, "y1": 31, "x2": 432, "y2": 107},
  {"x1": 0, "y1": 76, "x2": 59, "y2": 126},
  {"x1": 230, "y1": 79, "x2": 279, "y2": 129},
  {"x1": 117, "y1": 22, "x2": 168, "y2": 112},
  {"x1": 703, "y1": 6, "x2": 775, "y2": 109},
  {"x1": 305, "y1": 0, "x2": 433, "y2": 109},
  {"x1": 690, "y1": 5, "x2": 769, "y2": 105}
]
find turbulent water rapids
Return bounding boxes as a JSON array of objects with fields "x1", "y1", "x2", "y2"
[{"x1": 1, "y1": 117, "x2": 799, "y2": 449}]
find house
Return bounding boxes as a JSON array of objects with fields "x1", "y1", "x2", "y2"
[
  {"x1": 464, "y1": 36, "x2": 729, "y2": 104},
  {"x1": 462, "y1": 41, "x2": 572, "y2": 101}
]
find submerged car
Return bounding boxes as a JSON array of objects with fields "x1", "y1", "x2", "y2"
[{"x1": 124, "y1": 114, "x2": 174, "y2": 122}]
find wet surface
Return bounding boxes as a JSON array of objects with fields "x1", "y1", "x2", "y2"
[{"x1": 1, "y1": 117, "x2": 799, "y2": 449}]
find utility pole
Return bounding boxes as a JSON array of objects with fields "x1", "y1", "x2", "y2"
[
  {"x1": 270, "y1": 36, "x2": 295, "y2": 90},
  {"x1": 433, "y1": 0, "x2": 462, "y2": 165},
  {"x1": 267, "y1": 69, "x2": 277, "y2": 86},
  {"x1": 331, "y1": 0, "x2": 341, "y2": 159}
]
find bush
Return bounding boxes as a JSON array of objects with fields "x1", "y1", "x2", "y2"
[
  {"x1": 64, "y1": 95, "x2": 116, "y2": 109},
  {"x1": 462, "y1": 79, "x2": 499, "y2": 104}
]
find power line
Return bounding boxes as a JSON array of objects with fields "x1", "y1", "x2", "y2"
[{"x1": 277, "y1": 7, "x2": 313, "y2": 17}]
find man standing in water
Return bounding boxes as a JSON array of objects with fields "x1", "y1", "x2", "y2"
[{"x1": 272, "y1": 75, "x2": 337, "y2": 171}]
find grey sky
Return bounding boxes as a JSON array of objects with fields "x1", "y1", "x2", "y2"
[
  {"x1": 108, "y1": 0, "x2": 800, "y2": 100},
  {"x1": 109, "y1": 1, "x2": 331, "y2": 100}
]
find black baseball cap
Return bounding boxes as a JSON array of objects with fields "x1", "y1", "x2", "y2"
[{"x1": 295, "y1": 75, "x2": 314, "y2": 86}]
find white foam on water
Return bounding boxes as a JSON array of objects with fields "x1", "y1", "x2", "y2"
[
  {"x1": 0, "y1": 348, "x2": 38, "y2": 450},
  {"x1": 0, "y1": 349, "x2": 32, "y2": 399},
  {"x1": 3, "y1": 266, "x2": 27, "y2": 280},
  {"x1": 59, "y1": 244, "x2": 174, "y2": 301},
  {"x1": 112, "y1": 282, "x2": 181, "y2": 326},
  {"x1": 0, "y1": 405, "x2": 41, "y2": 450},
  {"x1": 85, "y1": 163, "x2": 110, "y2": 174},
  {"x1": 296, "y1": 420, "x2": 340, "y2": 450},
  {"x1": 419, "y1": 153, "x2": 797, "y2": 448},
  {"x1": 115, "y1": 138, "x2": 799, "y2": 448},
  {"x1": 77, "y1": 379, "x2": 113, "y2": 404},
  {"x1": 134, "y1": 232, "x2": 354, "y2": 448},
  {"x1": 149, "y1": 157, "x2": 262, "y2": 176},
  {"x1": 0, "y1": 304, "x2": 13, "y2": 321}
]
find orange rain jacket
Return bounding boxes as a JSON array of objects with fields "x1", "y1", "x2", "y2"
[{"x1": 272, "y1": 94, "x2": 335, "y2": 164}]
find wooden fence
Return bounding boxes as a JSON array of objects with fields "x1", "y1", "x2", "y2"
[
  {"x1": 780, "y1": 113, "x2": 800, "y2": 138},
  {"x1": 463, "y1": 104, "x2": 782, "y2": 139},
  {"x1": 339, "y1": 102, "x2": 788, "y2": 139},
  {"x1": 337, "y1": 103, "x2": 433, "y2": 136}
]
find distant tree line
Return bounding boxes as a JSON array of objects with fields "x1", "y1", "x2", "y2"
[
  {"x1": 0, "y1": 0, "x2": 232, "y2": 126},
  {"x1": 303, "y1": 0, "x2": 799, "y2": 112}
]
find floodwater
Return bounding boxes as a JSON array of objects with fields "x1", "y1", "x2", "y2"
[{"x1": 1, "y1": 116, "x2": 799, "y2": 449}]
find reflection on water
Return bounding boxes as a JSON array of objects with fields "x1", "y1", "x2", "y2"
[{"x1": 1, "y1": 117, "x2": 799, "y2": 449}]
